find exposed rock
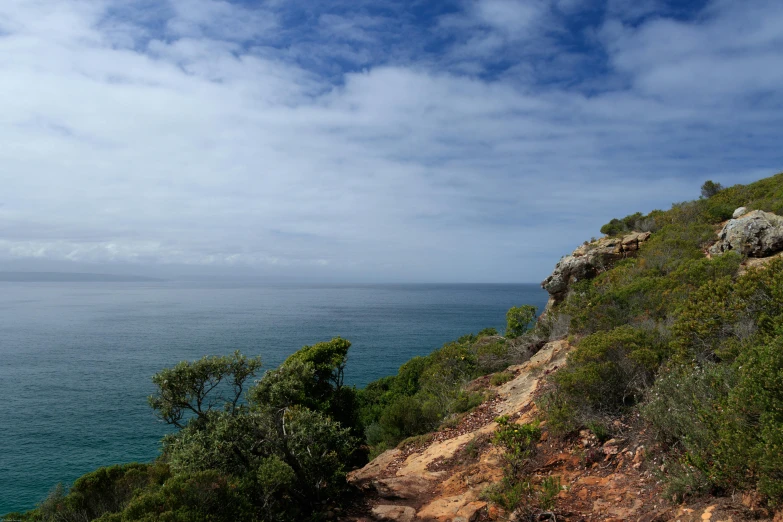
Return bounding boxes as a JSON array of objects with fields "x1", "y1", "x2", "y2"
[
  {"x1": 373, "y1": 476, "x2": 435, "y2": 500},
  {"x1": 710, "y1": 210, "x2": 783, "y2": 257},
  {"x1": 455, "y1": 501, "x2": 487, "y2": 521},
  {"x1": 541, "y1": 232, "x2": 651, "y2": 304},
  {"x1": 343, "y1": 334, "x2": 768, "y2": 522},
  {"x1": 345, "y1": 341, "x2": 570, "y2": 522},
  {"x1": 417, "y1": 491, "x2": 480, "y2": 521},
  {"x1": 371, "y1": 505, "x2": 416, "y2": 522},
  {"x1": 348, "y1": 449, "x2": 402, "y2": 488},
  {"x1": 733, "y1": 206, "x2": 748, "y2": 218}
]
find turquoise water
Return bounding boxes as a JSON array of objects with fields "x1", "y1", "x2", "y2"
[{"x1": 0, "y1": 282, "x2": 547, "y2": 514}]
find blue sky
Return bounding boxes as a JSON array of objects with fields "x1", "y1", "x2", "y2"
[{"x1": 0, "y1": 0, "x2": 781, "y2": 282}]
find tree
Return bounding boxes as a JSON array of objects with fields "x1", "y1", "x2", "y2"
[
  {"x1": 149, "y1": 351, "x2": 262, "y2": 429},
  {"x1": 505, "y1": 305, "x2": 537, "y2": 338},
  {"x1": 700, "y1": 180, "x2": 724, "y2": 198},
  {"x1": 251, "y1": 337, "x2": 360, "y2": 434}
]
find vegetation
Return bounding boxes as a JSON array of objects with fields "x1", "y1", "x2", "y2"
[
  {"x1": 539, "y1": 172, "x2": 783, "y2": 507},
  {"x1": 481, "y1": 417, "x2": 561, "y2": 515},
  {"x1": 6, "y1": 339, "x2": 360, "y2": 521},
  {"x1": 358, "y1": 326, "x2": 535, "y2": 451},
  {"x1": 9, "y1": 171, "x2": 783, "y2": 519},
  {"x1": 7, "y1": 317, "x2": 542, "y2": 521},
  {"x1": 505, "y1": 305, "x2": 537, "y2": 338},
  {"x1": 700, "y1": 179, "x2": 724, "y2": 198}
]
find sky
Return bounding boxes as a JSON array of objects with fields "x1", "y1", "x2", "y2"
[{"x1": 0, "y1": 0, "x2": 782, "y2": 283}]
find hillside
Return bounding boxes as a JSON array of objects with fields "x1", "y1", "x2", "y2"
[
  {"x1": 5, "y1": 173, "x2": 783, "y2": 522},
  {"x1": 343, "y1": 174, "x2": 783, "y2": 521}
]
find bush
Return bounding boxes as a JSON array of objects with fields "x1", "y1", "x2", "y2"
[
  {"x1": 536, "y1": 386, "x2": 580, "y2": 437},
  {"x1": 700, "y1": 180, "x2": 723, "y2": 198},
  {"x1": 122, "y1": 471, "x2": 254, "y2": 522},
  {"x1": 490, "y1": 371, "x2": 513, "y2": 386},
  {"x1": 717, "y1": 336, "x2": 783, "y2": 502},
  {"x1": 506, "y1": 305, "x2": 537, "y2": 338},
  {"x1": 377, "y1": 395, "x2": 440, "y2": 445},
  {"x1": 493, "y1": 417, "x2": 541, "y2": 477},
  {"x1": 551, "y1": 326, "x2": 667, "y2": 412}
]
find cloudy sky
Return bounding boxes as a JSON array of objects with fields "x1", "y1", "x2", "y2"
[{"x1": 0, "y1": 0, "x2": 781, "y2": 282}]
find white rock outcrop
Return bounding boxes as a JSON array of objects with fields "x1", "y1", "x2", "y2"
[
  {"x1": 541, "y1": 232, "x2": 651, "y2": 303},
  {"x1": 710, "y1": 210, "x2": 783, "y2": 258}
]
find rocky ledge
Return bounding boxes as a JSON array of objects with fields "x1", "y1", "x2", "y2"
[{"x1": 541, "y1": 232, "x2": 651, "y2": 305}]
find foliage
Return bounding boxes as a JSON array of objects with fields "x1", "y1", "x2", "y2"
[
  {"x1": 148, "y1": 351, "x2": 262, "y2": 429},
  {"x1": 13, "y1": 339, "x2": 360, "y2": 522},
  {"x1": 505, "y1": 305, "x2": 537, "y2": 338},
  {"x1": 490, "y1": 371, "x2": 513, "y2": 386},
  {"x1": 482, "y1": 418, "x2": 561, "y2": 515},
  {"x1": 358, "y1": 315, "x2": 534, "y2": 449},
  {"x1": 120, "y1": 470, "x2": 254, "y2": 522},
  {"x1": 600, "y1": 211, "x2": 650, "y2": 236},
  {"x1": 539, "y1": 326, "x2": 668, "y2": 431},
  {"x1": 700, "y1": 180, "x2": 724, "y2": 198},
  {"x1": 493, "y1": 417, "x2": 541, "y2": 477},
  {"x1": 538, "y1": 476, "x2": 562, "y2": 511},
  {"x1": 250, "y1": 337, "x2": 361, "y2": 435},
  {"x1": 541, "y1": 172, "x2": 783, "y2": 507}
]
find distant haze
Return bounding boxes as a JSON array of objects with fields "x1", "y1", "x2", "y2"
[
  {"x1": 0, "y1": 272, "x2": 162, "y2": 283},
  {"x1": 1, "y1": 0, "x2": 782, "y2": 282}
]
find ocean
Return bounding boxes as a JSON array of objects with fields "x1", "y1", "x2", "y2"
[{"x1": 0, "y1": 281, "x2": 548, "y2": 514}]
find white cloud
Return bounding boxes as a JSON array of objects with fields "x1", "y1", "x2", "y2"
[{"x1": 0, "y1": 0, "x2": 781, "y2": 282}]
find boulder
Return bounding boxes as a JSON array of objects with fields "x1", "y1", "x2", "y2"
[
  {"x1": 541, "y1": 232, "x2": 651, "y2": 303},
  {"x1": 709, "y1": 210, "x2": 783, "y2": 258},
  {"x1": 371, "y1": 505, "x2": 416, "y2": 522},
  {"x1": 373, "y1": 475, "x2": 434, "y2": 500},
  {"x1": 733, "y1": 206, "x2": 748, "y2": 218}
]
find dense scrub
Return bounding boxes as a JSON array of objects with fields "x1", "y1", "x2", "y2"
[
  {"x1": 10, "y1": 173, "x2": 783, "y2": 519},
  {"x1": 5, "y1": 305, "x2": 543, "y2": 521},
  {"x1": 5, "y1": 342, "x2": 361, "y2": 521},
  {"x1": 540, "y1": 172, "x2": 783, "y2": 506}
]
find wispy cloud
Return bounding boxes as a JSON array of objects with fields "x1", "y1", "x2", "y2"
[{"x1": 0, "y1": 0, "x2": 781, "y2": 281}]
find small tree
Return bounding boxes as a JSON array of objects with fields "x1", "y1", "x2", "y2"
[
  {"x1": 251, "y1": 337, "x2": 360, "y2": 435},
  {"x1": 700, "y1": 180, "x2": 723, "y2": 198},
  {"x1": 506, "y1": 305, "x2": 537, "y2": 338},
  {"x1": 149, "y1": 351, "x2": 262, "y2": 428}
]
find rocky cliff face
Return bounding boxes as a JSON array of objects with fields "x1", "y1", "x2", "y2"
[
  {"x1": 541, "y1": 232, "x2": 651, "y2": 306},
  {"x1": 709, "y1": 209, "x2": 783, "y2": 258}
]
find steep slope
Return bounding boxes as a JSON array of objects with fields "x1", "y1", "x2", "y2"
[{"x1": 343, "y1": 174, "x2": 783, "y2": 522}]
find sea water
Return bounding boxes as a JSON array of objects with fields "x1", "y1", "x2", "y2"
[{"x1": 0, "y1": 281, "x2": 547, "y2": 514}]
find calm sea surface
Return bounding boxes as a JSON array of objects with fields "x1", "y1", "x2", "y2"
[{"x1": 0, "y1": 281, "x2": 547, "y2": 514}]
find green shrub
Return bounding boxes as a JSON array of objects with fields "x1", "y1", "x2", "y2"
[
  {"x1": 717, "y1": 336, "x2": 783, "y2": 502},
  {"x1": 490, "y1": 371, "x2": 513, "y2": 386},
  {"x1": 538, "y1": 476, "x2": 562, "y2": 511},
  {"x1": 536, "y1": 387, "x2": 579, "y2": 437},
  {"x1": 478, "y1": 327, "x2": 498, "y2": 336},
  {"x1": 641, "y1": 364, "x2": 734, "y2": 453},
  {"x1": 599, "y1": 212, "x2": 649, "y2": 236},
  {"x1": 122, "y1": 471, "x2": 254, "y2": 522},
  {"x1": 700, "y1": 180, "x2": 723, "y2": 199},
  {"x1": 551, "y1": 326, "x2": 667, "y2": 412},
  {"x1": 377, "y1": 395, "x2": 439, "y2": 445},
  {"x1": 482, "y1": 478, "x2": 535, "y2": 513},
  {"x1": 505, "y1": 305, "x2": 537, "y2": 338},
  {"x1": 493, "y1": 418, "x2": 541, "y2": 477},
  {"x1": 450, "y1": 390, "x2": 485, "y2": 413}
]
